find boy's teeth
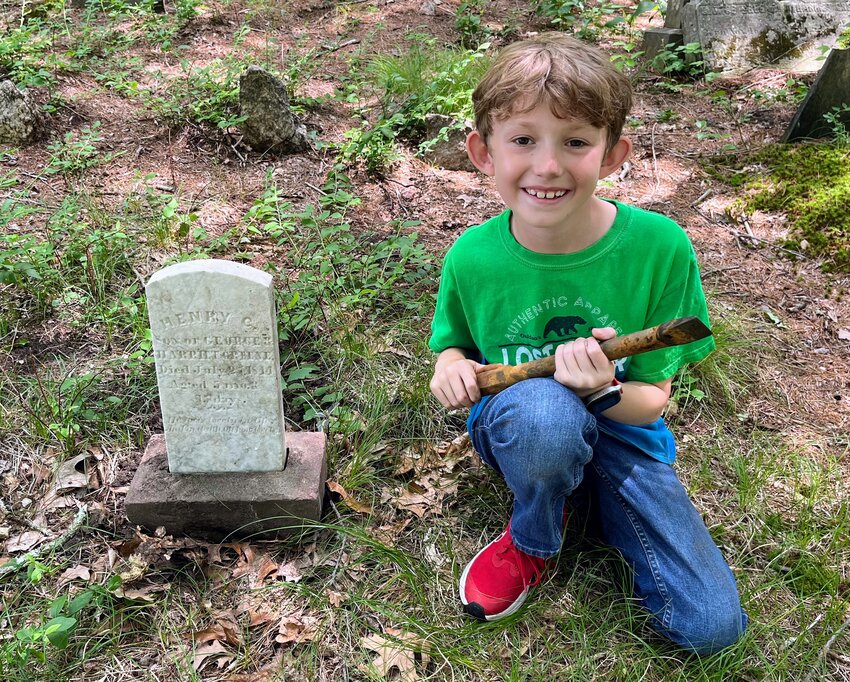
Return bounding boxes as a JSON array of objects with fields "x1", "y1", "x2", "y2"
[{"x1": 527, "y1": 189, "x2": 566, "y2": 199}]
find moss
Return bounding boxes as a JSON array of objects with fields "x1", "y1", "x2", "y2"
[
  {"x1": 706, "y1": 143, "x2": 850, "y2": 272},
  {"x1": 746, "y1": 28, "x2": 803, "y2": 64}
]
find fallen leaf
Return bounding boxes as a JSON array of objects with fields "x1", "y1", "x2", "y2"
[
  {"x1": 58, "y1": 564, "x2": 91, "y2": 585},
  {"x1": 839, "y1": 328, "x2": 850, "y2": 341},
  {"x1": 360, "y1": 629, "x2": 431, "y2": 682},
  {"x1": 327, "y1": 480, "x2": 374, "y2": 515},
  {"x1": 251, "y1": 554, "x2": 279, "y2": 588},
  {"x1": 275, "y1": 615, "x2": 317, "y2": 645},
  {"x1": 192, "y1": 640, "x2": 231, "y2": 672},
  {"x1": 276, "y1": 560, "x2": 304, "y2": 583},
  {"x1": 247, "y1": 609, "x2": 277, "y2": 627},
  {"x1": 55, "y1": 453, "x2": 91, "y2": 491},
  {"x1": 6, "y1": 531, "x2": 45, "y2": 553},
  {"x1": 113, "y1": 582, "x2": 170, "y2": 602},
  {"x1": 326, "y1": 589, "x2": 346, "y2": 607}
]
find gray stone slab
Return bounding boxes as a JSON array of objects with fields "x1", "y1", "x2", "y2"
[
  {"x1": 125, "y1": 432, "x2": 327, "y2": 540},
  {"x1": 146, "y1": 260, "x2": 287, "y2": 474},
  {"x1": 783, "y1": 48, "x2": 850, "y2": 140},
  {"x1": 682, "y1": 0, "x2": 850, "y2": 72},
  {"x1": 643, "y1": 27, "x2": 685, "y2": 62}
]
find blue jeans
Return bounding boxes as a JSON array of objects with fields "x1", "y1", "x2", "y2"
[{"x1": 469, "y1": 378, "x2": 747, "y2": 655}]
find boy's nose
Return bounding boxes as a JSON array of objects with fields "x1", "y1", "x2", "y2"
[{"x1": 534, "y1": 149, "x2": 564, "y2": 177}]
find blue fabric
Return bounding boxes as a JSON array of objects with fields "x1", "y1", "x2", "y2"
[{"x1": 469, "y1": 377, "x2": 747, "y2": 655}]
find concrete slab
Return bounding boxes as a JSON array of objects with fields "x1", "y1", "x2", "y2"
[{"x1": 125, "y1": 432, "x2": 327, "y2": 540}]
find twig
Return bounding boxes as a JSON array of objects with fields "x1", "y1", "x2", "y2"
[
  {"x1": 803, "y1": 611, "x2": 850, "y2": 682},
  {"x1": 327, "y1": 498, "x2": 348, "y2": 586},
  {"x1": 0, "y1": 505, "x2": 88, "y2": 578},
  {"x1": 320, "y1": 38, "x2": 360, "y2": 55}
]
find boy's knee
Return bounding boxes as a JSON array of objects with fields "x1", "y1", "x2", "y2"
[{"x1": 660, "y1": 592, "x2": 747, "y2": 655}]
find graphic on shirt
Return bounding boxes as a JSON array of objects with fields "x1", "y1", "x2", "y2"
[
  {"x1": 498, "y1": 296, "x2": 626, "y2": 369},
  {"x1": 543, "y1": 315, "x2": 585, "y2": 337}
]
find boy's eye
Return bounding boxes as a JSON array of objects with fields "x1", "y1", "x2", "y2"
[
  {"x1": 566, "y1": 139, "x2": 587, "y2": 148},
  {"x1": 512, "y1": 136, "x2": 533, "y2": 146}
]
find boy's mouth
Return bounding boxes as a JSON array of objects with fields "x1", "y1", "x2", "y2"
[{"x1": 523, "y1": 188, "x2": 568, "y2": 199}]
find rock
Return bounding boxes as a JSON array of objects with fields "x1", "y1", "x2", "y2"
[
  {"x1": 643, "y1": 27, "x2": 685, "y2": 62},
  {"x1": 0, "y1": 81, "x2": 42, "y2": 146},
  {"x1": 422, "y1": 114, "x2": 476, "y2": 172},
  {"x1": 783, "y1": 48, "x2": 850, "y2": 141},
  {"x1": 239, "y1": 66, "x2": 310, "y2": 155},
  {"x1": 681, "y1": 0, "x2": 850, "y2": 72}
]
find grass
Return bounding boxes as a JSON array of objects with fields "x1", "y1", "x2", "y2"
[{"x1": 1, "y1": 0, "x2": 849, "y2": 680}]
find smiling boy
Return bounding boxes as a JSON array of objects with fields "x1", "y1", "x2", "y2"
[{"x1": 428, "y1": 34, "x2": 746, "y2": 654}]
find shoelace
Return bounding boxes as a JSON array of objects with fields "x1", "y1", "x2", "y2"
[{"x1": 496, "y1": 543, "x2": 547, "y2": 586}]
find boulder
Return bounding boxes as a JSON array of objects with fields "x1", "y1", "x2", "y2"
[
  {"x1": 239, "y1": 66, "x2": 310, "y2": 155},
  {"x1": 0, "y1": 81, "x2": 42, "y2": 146},
  {"x1": 422, "y1": 114, "x2": 475, "y2": 172}
]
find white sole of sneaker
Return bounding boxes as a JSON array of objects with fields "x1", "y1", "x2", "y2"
[{"x1": 458, "y1": 532, "x2": 530, "y2": 622}]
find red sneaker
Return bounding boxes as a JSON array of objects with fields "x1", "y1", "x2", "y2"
[{"x1": 459, "y1": 521, "x2": 549, "y2": 621}]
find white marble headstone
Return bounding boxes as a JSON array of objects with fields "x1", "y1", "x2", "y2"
[{"x1": 146, "y1": 260, "x2": 287, "y2": 473}]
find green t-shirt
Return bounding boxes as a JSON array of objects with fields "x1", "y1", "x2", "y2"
[{"x1": 428, "y1": 201, "x2": 715, "y2": 463}]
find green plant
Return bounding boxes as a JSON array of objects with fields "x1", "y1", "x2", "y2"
[
  {"x1": 455, "y1": 0, "x2": 489, "y2": 49},
  {"x1": 650, "y1": 42, "x2": 710, "y2": 78},
  {"x1": 341, "y1": 39, "x2": 490, "y2": 174},
  {"x1": 535, "y1": 0, "x2": 624, "y2": 40},
  {"x1": 823, "y1": 104, "x2": 850, "y2": 146},
  {"x1": 151, "y1": 57, "x2": 250, "y2": 131},
  {"x1": 45, "y1": 122, "x2": 120, "y2": 178}
]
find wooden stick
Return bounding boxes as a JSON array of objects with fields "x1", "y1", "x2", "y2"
[{"x1": 476, "y1": 317, "x2": 712, "y2": 396}]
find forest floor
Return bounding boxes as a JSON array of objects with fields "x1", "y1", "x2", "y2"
[{"x1": 1, "y1": 0, "x2": 849, "y2": 680}]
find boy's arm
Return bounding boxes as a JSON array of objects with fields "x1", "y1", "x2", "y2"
[
  {"x1": 554, "y1": 328, "x2": 672, "y2": 425},
  {"x1": 430, "y1": 347, "x2": 485, "y2": 410}
]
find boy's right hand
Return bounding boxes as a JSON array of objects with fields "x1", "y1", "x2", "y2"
[{"x1": 430, "y1": 352, "x2": 485, "y2": 409}]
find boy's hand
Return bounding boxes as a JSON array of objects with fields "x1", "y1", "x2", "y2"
[
  {"x1": 554, "y1": 327, "x2": 618, "y2": 398},
  {"x1": 430, "y1": 354, "x2": 485, "y2": 409}
]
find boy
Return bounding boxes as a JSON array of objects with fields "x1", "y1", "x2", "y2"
[{"x1": 428, "y1": 33, "x2": 746, "y2": 654}]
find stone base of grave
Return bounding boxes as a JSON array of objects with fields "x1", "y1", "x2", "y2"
[{"x1": 126, "y1": 432, "x2": 327, "y2": 540}]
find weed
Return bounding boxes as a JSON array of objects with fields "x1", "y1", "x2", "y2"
[
  {"x1": 823, "y1": 103, "x2": 850, "y2": 146},
  {"x1": 151, "y1": 57, "x2": 249, "y2": 131},
  {"x1": 45, "y1": 122, "x2": 120, "y2": 179},
  {"x1": 535, "y1": 0, "x2": 624, "y2": 41},
  {"x1": 649, "y1": 41, "x2": 712, "y2": 79},
  {"x1": 455, "y1": 0, "x2": 490, "y2": 49},
  {"x1": 340, "y1": 39, "x2": 489, "y2": 174}
]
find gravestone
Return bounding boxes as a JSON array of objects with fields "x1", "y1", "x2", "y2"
[
  {"x1": 126, "y1": 260, "x2": 327, "y2": 539},
  {"x1": 783, "y1": 48, "x2": 850, "y2": 140},
  {"x1": 681, "y1": 0, "x2": 850, "y2": 72}
]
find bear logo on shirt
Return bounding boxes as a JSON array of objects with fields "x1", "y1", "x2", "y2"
[{"x1": 543, "y1": 315, "x2": 586, "y2": 338}]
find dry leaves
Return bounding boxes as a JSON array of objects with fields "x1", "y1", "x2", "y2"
[
  {"x1": 327, "y1": 480, "x2": 374, "y2": 515},
  {"x1": 360, "y1": 629, "x2": 431, "y2": 682}
]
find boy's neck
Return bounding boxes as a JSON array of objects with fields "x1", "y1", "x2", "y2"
[{"x1": 510, "y1": 197, "x2": 617, "y2": 255}]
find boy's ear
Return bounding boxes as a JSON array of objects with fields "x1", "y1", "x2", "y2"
[
  {"x1": 598, "y1": 136, "x2": 633, "y2": 179},
  {"x1": 466, "y1": 130, "x2": 495, "y2": 176}
]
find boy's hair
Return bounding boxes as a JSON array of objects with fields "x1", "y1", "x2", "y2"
[{"x1": 472, "y1": 33, "x2": 633, "y2": 151}]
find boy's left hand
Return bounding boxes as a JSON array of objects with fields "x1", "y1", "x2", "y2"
[{"x1": 553, "y1": 327, "x2": 617, "y2": 398}]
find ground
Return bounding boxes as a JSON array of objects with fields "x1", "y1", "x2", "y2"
[{"x1": 1, "y1": 0, "x2": 849, "y2": 680}]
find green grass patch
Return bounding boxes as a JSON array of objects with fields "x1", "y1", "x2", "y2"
[{"x1": 707, "y1": 143, "x2": 850, "y2": 272}]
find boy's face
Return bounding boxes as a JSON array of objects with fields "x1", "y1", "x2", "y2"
[{"x1": 467, "y1": 102, "x2": 629, "y2": 248}]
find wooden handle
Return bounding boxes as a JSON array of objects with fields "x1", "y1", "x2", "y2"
[{"x1": 476, "y1": 316, "x2": 712, "y2": 396}]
